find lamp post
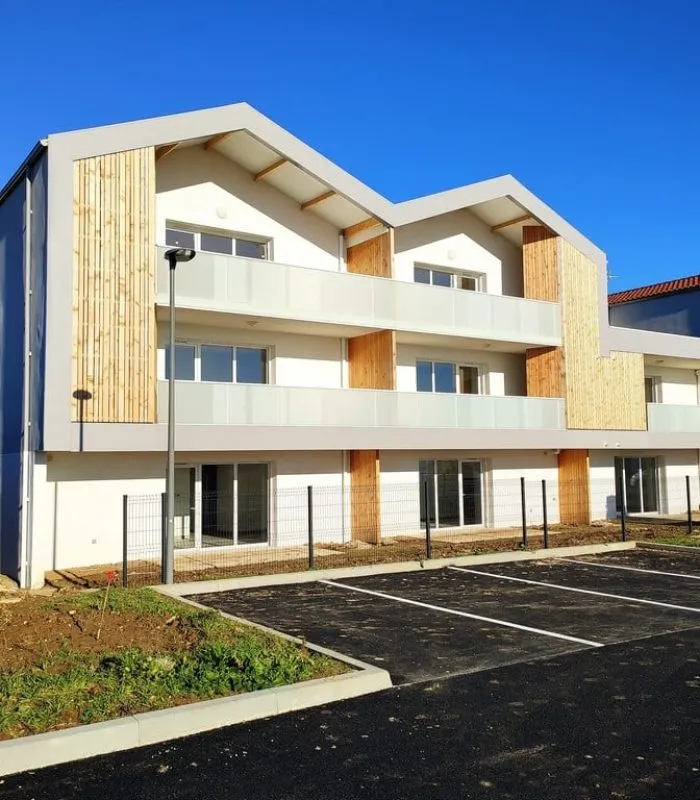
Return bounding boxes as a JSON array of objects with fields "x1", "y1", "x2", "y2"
[{"x1": 163, "y1": 247, "x2": 196, "y2": 584}]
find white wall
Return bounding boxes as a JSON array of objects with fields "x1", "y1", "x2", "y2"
[
  {"x1": 379, "y1": 450, "x2": 559, "y2": 534},
  {"x1": 30, "y1": 451, "x2": 349, "y2": 583},
  {"x1": 157, "y1": 322, "x2": 344, "y2": 389},
  {"x1": 156, "y1": 147, "x2": 340, "y2": 272},
  {"x1": 646, "y1": 366, "x2": 698, "y2": 405},
  {"x1": 393, "y1": 209, "x2": 523, "y2": 297},
  {"x1": 396, "y1": 343, "x2": 526, "y2": 396}
]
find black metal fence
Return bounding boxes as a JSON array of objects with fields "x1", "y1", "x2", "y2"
[{"x1": 121, "y1": 474, "x2": 700, "y2": 587}]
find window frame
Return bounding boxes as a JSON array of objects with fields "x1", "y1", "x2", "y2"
[
  {"x1": 164, "y1": 223, "x2": 272, "y2": 261},
  {"x1": 415, "y1": 359, "x2": 484, "y2": 394},
  {"x1": 414, "y1": 263, "x2": 486, "y2": 292},
  {"x1": 163, "y1": 341, "x2": 270, "y2": 385},
  {"x1": 644, "y1": 375, "x2": 662, "y2": 404},
  {"x1": 419, "y1": 458, "x2": 485, "y2": 528}
]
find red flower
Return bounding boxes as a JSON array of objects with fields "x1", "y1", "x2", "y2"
[{"x1": 105, "y1": 570, "x2": 117, "y2": 585}]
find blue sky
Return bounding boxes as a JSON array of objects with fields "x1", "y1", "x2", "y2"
[{"x1": 2, "y1": 0, "x2": 698, "y2": 290}]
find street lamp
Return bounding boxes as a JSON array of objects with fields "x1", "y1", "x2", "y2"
[{"x1": 164, "y1": 247, "x2": 196, "y2": 584}]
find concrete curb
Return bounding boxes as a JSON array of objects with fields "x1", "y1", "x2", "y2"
[
  {"x1": 637, "y1": 541, "x2": 700, "y2": 555},
  {"x1": 162, "y1": 540, "x2": 638, "y2": 596},
  {"x1": 0, "y1": 618, "x2": 391, "y2": 779}
]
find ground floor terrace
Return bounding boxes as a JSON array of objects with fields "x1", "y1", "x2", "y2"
[{"x1": 19, "y1": 447, "x2": 700, "y2": 587}]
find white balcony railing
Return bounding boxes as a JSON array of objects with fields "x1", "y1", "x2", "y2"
[
  {"x1": 156, "y1": 247, "x2": 561, "y2": 347},
  {"x1": 647, "y1": 403, "x2": 700, "y2": 433},
  {"x1": 158, "y1": 382, "x2": 566, "y2": 430}
]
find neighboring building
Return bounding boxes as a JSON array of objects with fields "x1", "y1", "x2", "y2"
[
  {"x1": 610, "y1": 276, "x2": 700, "y2": 337},
  {"x1": 1, "y1": 103, "x2": 698, "y2": 588}
]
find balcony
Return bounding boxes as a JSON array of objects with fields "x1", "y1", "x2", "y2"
[
  {"x1": 157, "y1": 381, "x2": 565, "y2": 430},
  {"x1": 156, "y1": 247, "x2": 561, "y2": 347},
  {"x1": 647, "y1": 403, "x2": 700, "y2": 433}
]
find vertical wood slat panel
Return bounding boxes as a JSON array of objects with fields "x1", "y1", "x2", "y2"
[
  {"x1": 346, "y1": 231, "x2": 392, "y2": 277},
  {"x1": 525, "y1": 346, "x2": 564, "y2": 398},
  {"x1": 349, "y1": 450, "x2": 381, "y2": 544},
  {"x1": 560, "y1": 240, "x2": 646, "y2": 430},
  {"x1": 348, "y1": 330, "x2": 396, "y2": 390},
  {"x1": 558, "y1": 449, "x2": 591, "y2": 524},
  {"x1": 523, "y1": 226, "x2": 559, "y2": 302},
  {"x1": 72, "y1": 147, "x2": 156, "y2": 423}
]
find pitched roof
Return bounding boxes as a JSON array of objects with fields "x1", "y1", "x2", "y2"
[{"x1": 609, "y1": 275, "x2": 700, "y2": 306}]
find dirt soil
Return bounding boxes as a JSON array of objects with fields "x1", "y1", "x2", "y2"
[
  {"x1": 0, "y1": 596, "x2": 197, "y2": 672},
  {"x1": 44, "y1": 522, "x2": 696, "y2": 590}
]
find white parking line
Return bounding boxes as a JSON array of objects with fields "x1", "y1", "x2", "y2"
[
  {"x1": 448, "y1": 566, "x2": 700, "y2": 614},
  {"x1": 319, "y1": 579, "x2": 603, "y2": 648},
  {"x1": 558, "y1": 558, "x2": 700, "y2": 582}
]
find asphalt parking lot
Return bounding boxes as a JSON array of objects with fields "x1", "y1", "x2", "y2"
[{"x1": 5, "y1": 547, "x2": 700, "y2": 799}]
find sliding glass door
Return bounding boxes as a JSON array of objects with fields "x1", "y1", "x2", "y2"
[
  {"x1": 420, "y1": 460, "x2": 483, "y2": 528},
  {"x1": 614, "y1": 457, "x2": 658, "y2": 514},
  {"x1": 175, "y1": 463, "x2": 270, "y2": 548}
]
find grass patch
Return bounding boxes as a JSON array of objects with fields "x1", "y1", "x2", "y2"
[
  {"x1": 646, "y1": 534, "x2": 700, "y2": 548},
  {"x1": 0, "y1": 588, "x2": 345, "y2": 739}
]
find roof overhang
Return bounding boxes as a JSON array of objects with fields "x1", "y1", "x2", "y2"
[{"x1": 41, "y1": 102, "x2": 606, "y2": 265}]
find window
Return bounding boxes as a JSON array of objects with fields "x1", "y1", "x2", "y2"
[
  {"x1": 201, "y1": 345, "x2": 234, "y2": 382},
  {"x1": 419, "y1": 460, "x2": 483, "y2": 527},
  {"x1": 416, "y1": 361, "x2": 482, "y2": 394},
  {"x1": 174, "y1": 463, "x2": 270, "y2": 549},
  {"x1": 414, "y1": 264, "x2": 484, "y2": 292},
  {"x1": 165, "y1": 225, "x2": 270, "y2": 260},
  {"x1": 164, "y1": 344, "x2": 268, "y2": 384},
  {"x1": 615, "y1": 457, "x2": 658, "y2": 514},
  {"x1": 164, "y1": 344, "x2": 196, "y2": 380},
  {"x1": 645, "y1": 376, "x2": 661, "y2": 403}
]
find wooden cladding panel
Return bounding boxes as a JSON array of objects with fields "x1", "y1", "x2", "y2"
[
  {"x1": 523, "y1": 226, "x2": 559, "y2": 302},
  {"x1": 525, "y1": 346, "x2": 564, "y2": 398},
  {"x1": 349, "y1": 450, "x2": 381, "y2": 544},
  {"x1": 348, "y1": 330, "x2": 396, "y2": 390},
  {"x1": 560, "y1": 241, "x2": 646, "y2": 430},
  {"x1": 72, "y1": 148, "x2": 157, "y2": 423},
  {"x1": 346, "y1": 231, "x2": 392, "y2": 277},
  {"x1": 558, "y1": 449, "x2": 591, "y2": 525}
]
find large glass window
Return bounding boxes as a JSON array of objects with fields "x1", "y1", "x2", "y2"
[
  {"x1": 416, "y1": 361, "x2": 481, "y2": 394},
  {"x1": 163, "y1": 344, "x2": 268, "y2": 384},
  {"x1": 413, "y1": 264, "x2": 484, "y2": 291},
  {"x1": 420, "y1": 460, "x2": 483, "y2": 528},
  {"x1": 615, "y1": 457, "x2": 659, "y2": 514},
  {"x1": 165, "y1": 225, "x2": 270, "y2": 260}
]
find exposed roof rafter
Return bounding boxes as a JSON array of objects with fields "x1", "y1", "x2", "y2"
[
  {"x1": 300, "y1": 190, "x2": 335, "y2": 211},
  {"x1": 491, "y1": 213, "x2": 533, "y2": 233},
  {"x1": 253, "y1": 157, "x2": 288, "y2": 181},
  {"x1": 204, "y1": 131, "x2": 232, "y2": 150},
  {"x1": 155, "y1": 143, "x2": 179, "y2": 161},
  {"x1": 343, "y1": 218, "x2": 382, "y2": 238}
]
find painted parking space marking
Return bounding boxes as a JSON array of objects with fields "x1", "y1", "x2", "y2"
[
  {"x1": 448, "y1": 566, "x2": 700, "y2": 614},
  {"x1": 319, "y1": 579, "x2": 603, "y2": 648},
  {"x1": 559, "y1": 558, "x2": 700, "y2": 581}
]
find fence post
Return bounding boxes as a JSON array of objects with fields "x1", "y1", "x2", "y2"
[
  {"x1": 122, "y1": 495, "x2": 129, "y2": 589},
  {"x1": 424, "y1": 480, "x2": 432, "y2": 559},
  {"x1": 520, "y1": 477, "x2": 527, "y2": 548},
  {"x1": 686, "y1": 475, "x2": 693, "y2": 536},
  {"x1": 618, "y1": 477, "x2": 627, "y2": 542},
  {"x1": 160, "y1": 492, "x2": 167, "y2": 583},
  {"x1": 307, "y1": 485, "x2": 315, "y2": 569},
  {"x1": 541, "y1": 479, "x2": 548, "y2": 549}
]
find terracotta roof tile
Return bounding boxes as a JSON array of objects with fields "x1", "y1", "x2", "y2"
[{"x1": 608, "y1": 275, "x2": 700, "y2": 306}]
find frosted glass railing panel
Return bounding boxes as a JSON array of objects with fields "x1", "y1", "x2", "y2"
[
  {"x1": 156, "y1": 247, "x2": 561, "y2": 346},
  {"x1": 158, "y1": 382, "x2": 565, "y2": 430},
  {"x1": 646, "y1": 403, "x2": 700, "y2": 433}
]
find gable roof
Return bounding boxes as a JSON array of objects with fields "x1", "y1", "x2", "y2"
[
  {"x1": 609, "y1": 275, "x2": 700, "y2": 306},
  {"x1": 4, "y1": 102, "x2": 606, "y2": 265}
]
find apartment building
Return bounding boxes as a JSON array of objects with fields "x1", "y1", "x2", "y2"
[{"x1": 0, "y1": 103, "x2": 698, "y2": 588}]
